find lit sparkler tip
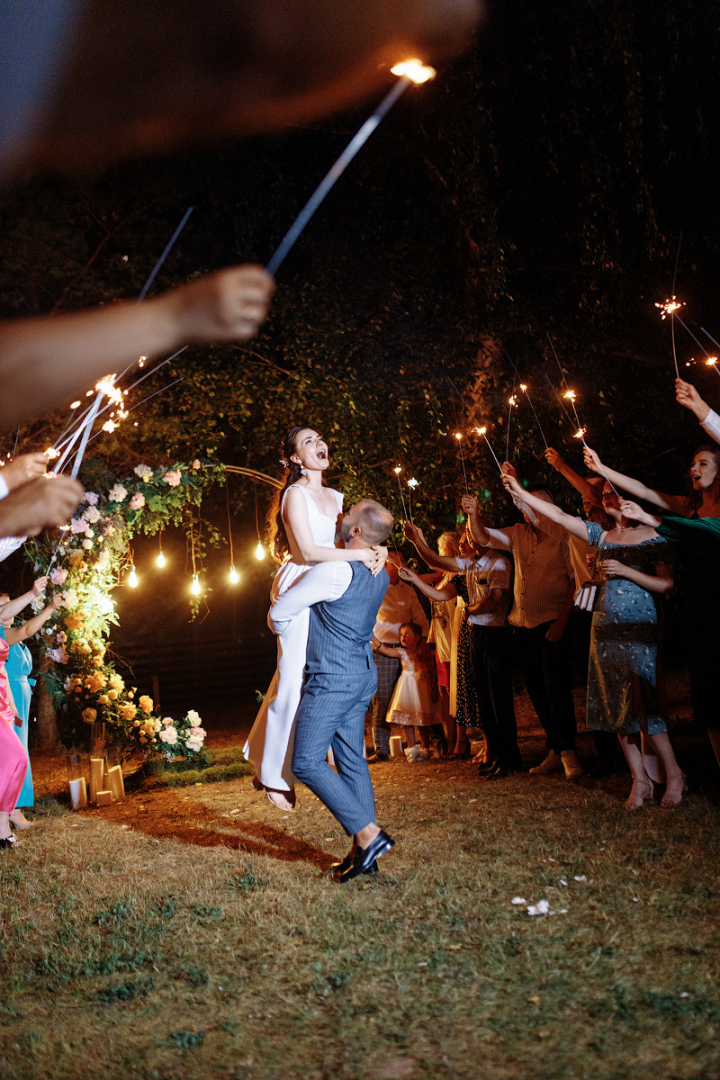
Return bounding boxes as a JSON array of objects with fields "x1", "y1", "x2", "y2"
[
  {"x1": 519, "y1": 384, "x2": 528, "y2": 392},
  {"x1": 563, "y1": 390, "x2": 576, "y2": 401},
  {"x1": 707, "y1": 357, "x2": 718, "y2": 366},
  {"x1": 407, "y1": 477, "x2": 420, "y2": 489},
  {"x1": 393, "y1": 465, "x2": 403, "y2": 473},
  {"x1": 573, "y1": 427, "x2": 587, "y2": 440},
  {"x1": 454, "y1": 432, "x2": 463, "y2": 441},
  {"x1": 509, "y1": 395, "x2": 517, "y2": 407},
  {"x1": 476, "y1": 426, "x2": 487, "y2": 436},
  {"x1": 70, "y1": 400, "x2": 81, "y2": 410},
  {"x1": 655, "y1": 295, "x2": 685, "y2": 320},
  {"x1": 44, "y1": 448, "x2": 60, "y2": 459},
  {"x1": 390, "y1": 59, "x2": 436, "y2": 84}
]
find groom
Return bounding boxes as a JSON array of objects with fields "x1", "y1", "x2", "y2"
[{"x1": 269, "y1": 498, "x2": 395, "y2": 882}]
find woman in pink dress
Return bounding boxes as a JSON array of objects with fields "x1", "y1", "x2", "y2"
[{"x1": 0, "y1": 632, "x2": 27, "y2": 849}]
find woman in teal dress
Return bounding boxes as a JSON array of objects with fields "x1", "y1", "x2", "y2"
[
  {"x1": 0, "y1": 591, "x2": 62, "y2": 828},
  {"x1": 502, "y1": 471, "x2": 685, "y2": 810}
]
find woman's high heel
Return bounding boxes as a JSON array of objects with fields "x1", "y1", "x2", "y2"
[
  {"x1": 0, "y1": 834, "x2": 17, "y2": 849},
  {"x1": 660, "y1": 772, "x2": 688, "y2": 809},
  {"x1": 625, "y1": 776, "x2": 655, "y2": 811}
]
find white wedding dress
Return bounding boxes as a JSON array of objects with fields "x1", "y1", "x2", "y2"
[{"x1": 243, "y1": 483, "x2": 343, "y2": 791}]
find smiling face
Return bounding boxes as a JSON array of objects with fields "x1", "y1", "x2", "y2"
[
  {"x1": 291, "y1": 429, "x2": 329, "y2": 473},
  {"x1": 689, "y1": 450, "x2": 720, "y2": 492}
]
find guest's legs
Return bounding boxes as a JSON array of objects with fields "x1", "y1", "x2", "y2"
[
  {"x1": 0, "y1": 721, "x2": 27, "y2": 839},
  {"x1": 371, "y1": 653, "x2": 400, "y2": 756},
  {"x1": 618, "y1": 732, "x2": 653, "y2": 811},
  {"x1": 516, "y1": 625, "x2": 558, "y2": 750},
  {"x1": 485, "y1": 628, "x2": 520, "y2": 765},
  {"x1": 541, "y1": 632, "x2": 577, "y2": 752},
  {"x1": 470, "y1": 626, "x2": 499, "y2": 761}
]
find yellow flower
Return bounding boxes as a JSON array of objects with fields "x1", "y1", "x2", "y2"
[
  {"x1": 107, "y1": 689, "x2": 118, "y2": 701},
  {"x1": 119, "y1": 703, "x2": 137, "y2": 722},
  {"x1": 64, "y1": 613, "x2": 84, "y2": 630},
  {"x1": 133, "y1": 719, "x2": 141, "y2": 727},
  {"x1": 92, "y1": 656, "x2": 103, "y2": 667},
  {"x1": 138, "y1": 695, "x2": 153, "y2": 715},
  {"x1": 97, "y1": 695, "x2": 108, "y2": 705},
  {"x1": 109, "y1": 673, "x2": 124, "y2": 692},
  {"x1": 84, "y1": 673, "x2": 106, "y2": 693},
  {"x1": 81, "y1": 708, "x2": 97, "y2": 723}
]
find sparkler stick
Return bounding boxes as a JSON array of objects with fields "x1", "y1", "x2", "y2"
[
  {"x1": 406, "y1": 477, "x2": 419, "y2": 525},
  {"x1": 474, "y1": 427, "x2": 503, "y2": 475},
  {"x1": 545, "y1": 373, "x2": 574, "y2": 426},
  {"x1": 519, "y1": 384, "x2": 549, "y2": 449},
  {"x1": 137, "y1": 207, "x2": 194, "y2": 301},
  {"x1": 546, "y1": 332, "x2": 569, "y2": 391},
  {"x1": 393, "y1": 465, "x2": 410, "y2": 519},
  {"x1": 655, "y1": 296, "x2": 685, "y2": 378},
  {"x1": 505, "y1": 393, "x2": 516, "y2": 462},
  {"x1": 563, "y1": 389, "x2": 583, "y2": 430},
  {"x1": 265, "y1": 60, "x2": 435, "y2": 277},
  {"x1": 701, "y1": 327, "x2": 720, "y2": 351},
  {"x1": 453, "y1": 433, "x2": 469, "y2": 494},
  {"x1": 71, "y1": 390, "x2": 105, "y2": 478},
  {"x1": 573, "y1": 428, "x2": 621, "y2": 498},
  {"x1": 86, "y1": 378, "x2": 185, "y2": 446}
]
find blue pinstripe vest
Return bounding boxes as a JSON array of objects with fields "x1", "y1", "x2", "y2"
[{"x1": 305, "y1": 564, "x2": 390, "y2": 675}]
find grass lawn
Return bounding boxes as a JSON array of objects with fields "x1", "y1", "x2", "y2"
[{"x1": 2, "y1": 687, "x2": 720, "y2": 1080}]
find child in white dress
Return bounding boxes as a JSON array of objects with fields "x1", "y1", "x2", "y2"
[{"x1": 375, "y1": 622, "x2": 440, "y2": 750}]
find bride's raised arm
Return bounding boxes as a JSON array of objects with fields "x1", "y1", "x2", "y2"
[{"x1": 283, "y1": 487, "x2": 386, "y2": 574}]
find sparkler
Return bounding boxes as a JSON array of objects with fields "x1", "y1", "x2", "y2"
[
  {"x1": 474, "y1": 427, "x2": 503, "y2": 475},
  {"x1": 265, "y1": 59, "x2": 435, "y2": 277},
  {"x1": 505, "y1": 394, "x2": 516, "y2": 463},
  {"x1": 453, "y1": 435, "x2": 469, "y2": 495},
  {"x1": 519, "y1": 383, "x2": 549, "y2": 449},
  {"x1": 655, "y1": 296, "x2": 685, "y2": 378},
  {"x1": 393, "y1": 465, "x2": 410, "y2": 518},
  {"x1": 573, "y1": 428, "x2": 621, "y2": 498},
  {"x1": 406, "y1": 476, "x2": 419, "y2": 524},
  {"x1": 563, "y1": 389, "x2": 583, "y2": 431}
]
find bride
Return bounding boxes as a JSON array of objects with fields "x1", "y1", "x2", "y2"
[{"x1": 244, "y1": 426, "x2": 387, "y2": 811}]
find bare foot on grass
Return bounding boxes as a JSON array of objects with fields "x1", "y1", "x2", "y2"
[
  {"x1": 660, "y1": 773, "x2": 687, "y2": 809},
  {"x1": 625, "y1": 777, "x2": 654, "y2": 811}
]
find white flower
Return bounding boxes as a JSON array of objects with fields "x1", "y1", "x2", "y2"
[
  {"x1": 70, "y1": 517, "x2": 87, "y2": 534},
  {"x1": 134, "y1": 464, "x2": 153, "y2": 481},
  {"x1": 159, "y1": 727, "x2": 178, "y2": 745},
  {"x1": 84, "y1": 492, "x2": 99, "y2": 506},
  {"x1": 50, "y1": 568, "x2": 68, "y2": 586},
  {"x1": 82, "y1": 539, "x2": 93, "y2": 550},
  {"x1": 62, "y1": 588, "x2": 77, "y2": 607},
  {"x1": 187, "y1": 709, "x2": 201, "y2": 727},
  {"x1": 108, "y1": 483, "x2": 128, "y2": 503},
  {"x1": 162, "y1": 470, "x2": 182, "y2": 487},
  {"x1": 30, "y1": 596, "x2": 44, "y2": 613},
  {"x1": 129, "y1": 493, "x2": 145, "y2": 510},
  {"x1": 84, "y1": 529, "x2": 94, "y2": 538},
  {"x1": 84, "y1": 506, "x2": 101, "y2": 524}
]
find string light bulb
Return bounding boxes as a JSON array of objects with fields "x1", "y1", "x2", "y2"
[
  {"x1": 156, "y1": 551, "x2": 166, "y2": 568},
  {"x1": 229, "y1": 566, "x2": 240, "y2": 584},
  {"x1": 190, "y1": 574, "x2": 201, "y2": 596},
  {"x1": 255, "y1": 542, "x2": 266, "y2": 561},
  {"x1": 128, "y1": 566, "x2": 138, "y2": 588}
]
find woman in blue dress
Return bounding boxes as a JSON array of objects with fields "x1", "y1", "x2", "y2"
[
  {"x1": 0, "y1": 590, "x2": 62, "y2": 828},
  {"x1": 501, "y1": 471, "x2": 684, "y2": 810}
]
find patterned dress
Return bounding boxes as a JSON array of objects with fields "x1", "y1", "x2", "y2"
[
  {"x1": 585, "y1": 521, "x2": 669, "y2": 735},
  {"x1": 450, "y1": 575, "x2": 481, "y2": 728}
]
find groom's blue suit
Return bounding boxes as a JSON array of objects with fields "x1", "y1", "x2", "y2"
[{"x1": 289, "y1": 562, "x2": 390, "y2": 836}]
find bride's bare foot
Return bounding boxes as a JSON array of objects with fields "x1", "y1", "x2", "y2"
[
  {"x1": 9, "y1": 809, "x2": 33, "y2": 830},
  {"x1": 265, "y1": 788, "x2": 296, "y2": 812},
  {"x1": 625, "y1": 776, "x2": 654, "y2": 811},
  {"x1": 660, "y1": 772, "x2": 687, "y2": 808}
]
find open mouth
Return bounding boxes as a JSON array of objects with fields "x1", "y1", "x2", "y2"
[{"x1": 317, "y1": 450, "x2": 328, "y2": 461}]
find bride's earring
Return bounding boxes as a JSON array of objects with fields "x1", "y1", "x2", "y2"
[{"x1": 299, "y1": 465, "x2": 308, "y2": 476}]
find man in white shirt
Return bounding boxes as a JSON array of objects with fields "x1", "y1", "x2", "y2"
[
  {"x1": 463, "y1": 482, "x2": 582, "y2": 780},
  {"x1": 367, "y1": 552, "x2": 429, "y2": 762}
]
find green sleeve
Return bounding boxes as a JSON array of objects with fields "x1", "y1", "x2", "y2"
[{"x1": 656, "y1": 512, "x2": 720, "y2": 545}]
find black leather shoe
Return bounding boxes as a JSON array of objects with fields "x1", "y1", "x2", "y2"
[
  {"x1": 339, "y1": 830, "x2": 394, "y2": 883},
  {"x1": 477, "y1": 756, "x2": 498, "y2": 776},
  {"x1": 479, "y1": 758, "x2": 520, "y2": 780},
  {"x1": 330, "y1": 848, "x2": 379, "y2": 875},
  {"x1": 367, "y1": 752, "x2": 390, "y2": 764}
]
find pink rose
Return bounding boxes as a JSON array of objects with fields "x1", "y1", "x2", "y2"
[{"x1": 129, "y1": 493, "x2": 145, "y2": 510}]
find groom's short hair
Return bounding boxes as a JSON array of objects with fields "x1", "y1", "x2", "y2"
[{"x1": 355, "y1": 500, "x2": 394, "y2": 544}]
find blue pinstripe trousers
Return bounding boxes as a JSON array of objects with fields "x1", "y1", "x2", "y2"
[{"x1": 292, "y1": 667, "x2": 378, "y2": 836}]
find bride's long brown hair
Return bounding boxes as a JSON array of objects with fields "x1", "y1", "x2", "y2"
[{"x1": 266, "y1": 426, "x2": 315, "y2": 563}]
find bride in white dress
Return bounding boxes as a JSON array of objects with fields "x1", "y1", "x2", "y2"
[{"x1": 244, "y1": 426, "x2": 386, "y2": 811}]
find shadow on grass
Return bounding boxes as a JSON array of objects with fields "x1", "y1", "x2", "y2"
[{"x1": 93, "y1": 788, "x2": 334, "y2": 870}]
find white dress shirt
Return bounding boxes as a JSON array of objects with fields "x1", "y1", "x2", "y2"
[
  {"x1": 0, "y1": 474, "x2": 25, "y2": 561},
  {"x1": 455, "y1": 553, "x2": 512, "y2": 628},
  {"x1": 373, "y1": 580, "x2": 429, "y2": 644},
  {"x1": 269, "y1": 562, "x2": 353, "y2": 635},
  {"x1": 701, "y1": 408, "x2": 720, "y2": 445}
]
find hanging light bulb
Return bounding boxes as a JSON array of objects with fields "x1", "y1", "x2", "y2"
[
  {"x1": 255, "y1": 541, "x2": 266, "y2": 561},
  {"x1": 190, "y1": 574, "x2": 201, "y2": 595},
  {"x1": 128, "y1": 566, "x2": 138, "y2": 588},
  {"x1": 156, "y1": 550, "x2": 166, "y2": 568}
]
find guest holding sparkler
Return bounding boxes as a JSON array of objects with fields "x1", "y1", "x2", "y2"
[
  {"x1": 675, "y1": 378, "x2": 720, "y2": 443},
  {"x1": 544, "y1": 447, "x2": 621, "y2": 776},
  {"x1": 367, "y1": 552, "x2": 428, "y2": 763},
  {"x1": 0, "y1": 589, "x2": 63, "y2": 829},
  {"x1": 583, "y1": 442, "x2": 720, "y2": 769},
  {"x1": 427, "y1": 532, "x2": 461, "y2": 754},
  {"x1": 501, "y1": 471, "x2": 684, "y2": 809},
  {"x1": 462, "y1": 482, "x2": 581, "y2": 780},
  {"x1": 403, "y1": 524, "x2": 515, "y2": 767},
  {"x1": 244, "y1": 427, "x2": 387, "y2": 810}
]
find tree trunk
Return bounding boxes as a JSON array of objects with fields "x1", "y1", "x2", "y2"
[{"x1": 36, "y1": 669, "x2": 59, "y2": 750}]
